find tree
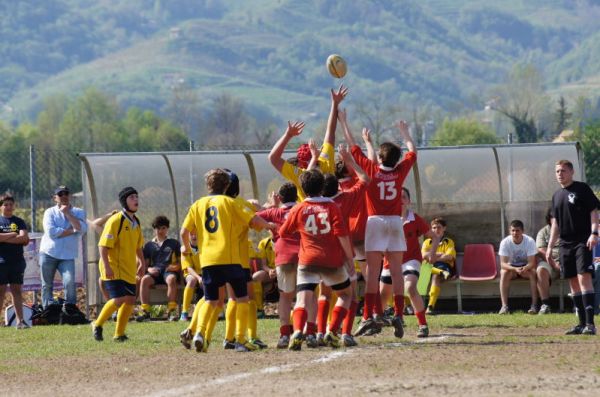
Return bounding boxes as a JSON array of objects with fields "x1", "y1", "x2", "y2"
[
  {"x1": 491, "y1": 64, "x2": 546, "y2": 143},
  {"x1": 580, "y1": 121, "x2": 600, "y2": 186},
  {"x1": 553, "y1": 96, "x2": 571, "y2": 136},
  {"x1": 163, "y1": 83, "x2": 202, "y2": 142},
  {"x1": 353, "y1": 93, "x2": 403, "y2": 145},
  {"x1": 431, "y1": 118, "x2": 501, "y2": 146}
]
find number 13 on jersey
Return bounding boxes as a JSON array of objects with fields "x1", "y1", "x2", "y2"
[
  {"x1": 377, "y1": 181, "x2": 397, "y2": 200},
  {"x1": 304, "y1": 213, "x2": 331, "y2": 235}
]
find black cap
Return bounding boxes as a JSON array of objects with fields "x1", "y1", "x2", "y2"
[{"x1": 54, "y1": 185, "x2": 70, "y2": 195}]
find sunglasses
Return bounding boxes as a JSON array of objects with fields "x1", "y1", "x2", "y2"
[{"x1": 57, "y1": 191, "x2": 69, "y2": 197}]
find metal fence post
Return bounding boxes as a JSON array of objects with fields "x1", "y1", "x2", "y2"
[
  {"x1": 189, "y1": 140, "x2": 195, "y2": 206},
  {"x1": 29, "y1": 145, "x2": 36, "y2": 232}
]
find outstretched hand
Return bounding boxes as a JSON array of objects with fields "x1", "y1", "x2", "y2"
[
  {"x1": 338, "y1": 143, "x2": 350, "y2": 160},
  {"x1": 396, "y1": 120, "x2": 410, "y2": 137},
  {"x1": 331, "y1": 84, "x2": 349, "y2": 105},
  {"x1": 285, "y1": 121, "x2": 305, "y2": 137},
  {"x1": 308, "y1": 138, "x2": 319, "y2": 158},
  {"x1": 361, "y1": 127, "x2": 372, "y2": 143}
]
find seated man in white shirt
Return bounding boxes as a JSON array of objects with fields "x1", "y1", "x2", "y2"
[{"x1": 498, "y1": 219, "x2": 538, "y2": 314}]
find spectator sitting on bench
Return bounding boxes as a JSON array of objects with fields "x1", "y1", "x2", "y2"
[
  {"x1": 252, "y1": 236, "x2": 277, "y2": 317},
  {"x1": 535, "y1": 208, "x2": 561, "y2": 314},
  {"x1": 422, "y1": 217, "x2": 456, "y2": 315},
  {"x1": 499, "y1": 219, "x2": 538, "y2": 314},
  {"x1": 136, "y1": 215, "x2": 181, "y2": 322}
]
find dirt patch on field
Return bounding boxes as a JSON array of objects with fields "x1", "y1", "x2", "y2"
[{"x1": 3, "y1": 325, "x2": 599, "y2": 396}]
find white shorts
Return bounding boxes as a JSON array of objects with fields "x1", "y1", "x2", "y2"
[
  {"x1": 353, "y1": 241, "x2": 366, "y2": 262},
  {"x1": 380, "y1": 259, "x2": 420, "y2": 278},
  {"x1": 297, "y1": 265, "x2": 349, "y2": 288},
  {"x1": 365, "y1": 215, "x2": 407, "y2": 252},
  {"x1": 276, "y1": 263, "x2": 298, "y2": 294}
]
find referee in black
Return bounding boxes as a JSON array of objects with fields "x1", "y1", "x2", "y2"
[{"x1": 547, "y1": 159, "x2": 600, "y2": 335}]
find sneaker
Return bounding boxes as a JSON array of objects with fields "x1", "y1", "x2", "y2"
[
  {"x1": 441, "y1": 270, "x2": 451, "y2": 280},
  {"x1": 582, "y1": 325, "x2": 597, "y2": 335},
  {"x1": 113, "y1": 335, "x2": 129, "y2": 342},
  {"x1": 193, "y1": 332, "x2": 205, "y2": 352},
  {"x1": 355, "y1": 317, "x2": 378, "y2": 336},
  {"x1": 324, "y1": 332, "x2": 340, "y2": 348},
  {"x1": 235, "y1": 340, "x2": 259, "y2": 352},
  {"x1": 135, "y1": 311, "x2": 151, "y2": 322},
  {"x1": 92, "y1": 324, "x2": 103, "y2": 341},
  {"x1": 363, "y1": 324, "x2": 382, "y2": 336},
  {"x1": 250, "y1": 338, "x2": 268, "y2": 349},
  {"x1": 425, "y1": 306, "x2": 436, "y2": 315},
  {"x1": 379, "y1": 314, "x2": 393, "y2": 327},
  {"x1": 404, "y1": 306, "x2": 415, "y2": 316},
  {"x1": 15, "y1": 322, "x2": 30, "y2": 329},
  {"x1": 256, "y1": 310, "x2": 265, "y2": 319},
  {"x1": 179, "y1": 329, "x2": 192, "y2": 349},
  {"x1": 223, "y1": 339, "x2": 236, "y2": 350},
  {"x1": 383, "y1": 307, "x2": 394, "y2": 317},
  {"x1": 391, "y1": 316, "x2": 404, "y2": 338},
  {"x1": 538, "y1": 304, "x2": 550, "y2": 315},
  {"x1": 277, "y1": 334, "x2": 290, "y2": 349},
  {"x1": 179, "y1": 312, "x2": 190, "y2": 321},
  {"x1": 498, "y1": 305, "x2": 510, "y2": 315},
  {"x1": 527, "y1": 305, "x2": 538, "y2": 315},
  {"x1": 417, "y1": 324, "x2": 429, "y2": 338},
  {"x1": 565, "y1": 325, "x2": 585, "y2": 335},
  {"x1": 288, "y1": 330, "x2": 303, "y2": 351},
  {"x1": 341, "y1": 334, "x2": 357, "y2": 347},
  {"x1": 305, "y1": 334, "x2": 319, "y2": 348},
  {"x1": 168, "y1": 310, "x2": 179, "y2": 322},
  {"x1": 315, "y1": 332, "x2": 326, "y2": 346}
]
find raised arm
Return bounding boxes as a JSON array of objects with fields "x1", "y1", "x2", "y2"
[
  {"x1": 307, "y1": 138, "x2": 320, "y2": 170},
  {"x1": 361, "y1": 128, "x2": 377, "y2": 162},
  {"x1": 338, "y1": 144, "x2": 370, "y2": 184},
  {"x1": 338, "y1": 108, "x2": 357, "y2": 147},
  {"x1": 397, "y1": 120, "x2": 416, "y2": 155},
  {"x1": 324, "y1": 85, "x2": 349, "y2": 147},
  {"x1": 268, "y1": 121, "x2": 305, "y2": 172}
]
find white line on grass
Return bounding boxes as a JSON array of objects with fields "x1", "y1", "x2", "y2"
[{"x1": 149, "y1": 351, "x2": 350, "y2": 397}]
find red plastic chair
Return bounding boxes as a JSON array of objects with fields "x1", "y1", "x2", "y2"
[{"x1": 459, "y1": 244, "x2": 497, "y2": 281}]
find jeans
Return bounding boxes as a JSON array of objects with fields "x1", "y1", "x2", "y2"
[{"x1": 40, "y1": 253, "x2": 76, "y2": 307}]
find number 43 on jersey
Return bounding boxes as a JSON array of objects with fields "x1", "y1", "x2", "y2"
[{"x1": 304, "y1": 213, "x2": 331, "y2": 235}]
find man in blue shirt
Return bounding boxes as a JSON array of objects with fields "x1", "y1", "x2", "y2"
[{"x1": 40, "y1": 185, "x2": 87, "y2": 307}]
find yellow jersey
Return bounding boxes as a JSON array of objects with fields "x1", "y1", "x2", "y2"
[
  {"x1": 98, "y1": 212, "x2": 144, "y2": 284},
  {"x1": 235, "y1": 197, "x2": 256, "y2": 270},
  {"x1": 182, "y1": 246, "x2": 201, "y2": 277},
  {"x1": 281, "y1": 142, "x2": 335, "y2": 201},
  {"x1": 182, "y1": 195, "x2": 254, "y2": 267},
  {"x1": 257, "y1": 237, "x2": 275, "y2": 269},
  {"x1": 421, "y1": 236, "x2": 456, "y2": 268}
]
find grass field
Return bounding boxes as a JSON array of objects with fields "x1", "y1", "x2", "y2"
[{"x1": 1, "y1": 313, "x2": 599, "y2": 396}]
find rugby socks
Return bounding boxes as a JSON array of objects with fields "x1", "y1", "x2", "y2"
[
  {"x1": 393, "y1": 294, "x2": 405, "y2": 317},
  {"x1": 253, "y1": 281, "x2": 264, "y2": 311},
  {"x1": 167, "y1": 301, "x2": 177, "y2": 313},
  {"x1": 197, "y1": 302, "x2": 217, "y2": 336},
  {"x1": 317, "y1": 299, "x2": 330, "y2": 334},
  {"x1": 189, "y1": 297, "x2": 204, "y2": 334},
  {"x1": 114, "y1": 303, "x2": 133, "y2": 337},
  {"x1": 95, "y1": 299, "x2": 118, "y2": 327},
  {"x1": 306, "y1": 321, "x2": 317, "y2": 336},
  {"x1": 363, "y1": 293, "x2": 376, "y2": 320},
  {"x1": 342, "y1": 301, "x2": 358, "y2": 335},
  {"x1": 225, "y1": 300, "x2": 237, "y2": 342},
  {"x1": 235, "y1": 301, "x2": 250, "y2": 344},
  {"x1": 205, "y1": 305, "x2": 223, "y2": 342},
  {"x1": 248, "y1": 300, "x2": 258, "y2": 340},
  {"x1": 430, "y1": 267, "x2": 443, "y2": 275},
  {"x1": 429, "y1": 285, "x2": 441, "y2": 309},
  {"x1": 182, "y1": 286, "x2": 195, "y2": 314},
  {"x1": 374, "y1": 289, "x2": 384, "y2": 316},
  {"x1": 328, "y1": 306, "x2": 347, "y2": 335},
  {"x1": 280, "y1": 324, "x2": 292, "y2": 337},
  {"x1": 292, "y1": 307, "x2": 307, "y2": 332},
  {"x1": 582, "y1": 291, "x2": 595, "y2": 326},
  {"x1": 415, "y1": 310, "x2": 427, "y2": 326},
  {"x1": 572, "y1": 293, "x2": 586, "y2": 326}
]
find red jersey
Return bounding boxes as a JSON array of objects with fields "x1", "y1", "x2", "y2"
[
  {"x1": 334, "y1": 176, "x2": 368, "y2": 242},
  {"x1": 279, "y1": 197, "x2": 348, "y2": 268},
  {"x1": 383, "y1": 210, "x2": 430, "y2": 269},
  {"x1": 351, "y1": 145, "x2": 416, "y2": 217},
  {"x1": 257, "y1": 204, "x2": 300, "y2": 266}
]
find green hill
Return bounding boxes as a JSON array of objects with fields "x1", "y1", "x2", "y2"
[{"x1": 3, "y1": 0, "x2": 600, "y2": 125}]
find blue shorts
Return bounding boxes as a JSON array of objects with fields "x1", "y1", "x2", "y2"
[
  {"x1": 0, "y1": 257, "x2": 26, "y2": 285},
  {"x1": 433, "y1": 262, "x2": 453, "y2": 276},
  {"x1": 104, "y1": 280, "x2": 136, "y2": 299},
  {"x1": 243, "y1": 268, "x2": 252, "y2": 283},
  {"x1": 202, "y1": 264, "x2": 247, "y2": 301},
  {"x1": 151, "y1": 270, "x2": 180, "y2": 285}
]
